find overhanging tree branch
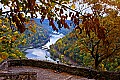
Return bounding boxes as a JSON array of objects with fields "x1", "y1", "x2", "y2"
[
  {"x1": 99, "y1": 47, "x2": 120, "y2": 63},
  {"x1": 52, "y1": 1, "x2": 78, "y2": 13}
]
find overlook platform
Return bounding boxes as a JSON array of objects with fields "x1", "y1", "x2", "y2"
[
  {"x1": 0, "y1": 59, "x2": 119, "y2": 80},
  {"x1": 8, "y1": 66, "x2": 90, "y2": 80}
]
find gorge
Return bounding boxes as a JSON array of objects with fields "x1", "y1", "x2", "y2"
[{"x1": 25, "y1": 31, "x2": 64, "y2": 62}]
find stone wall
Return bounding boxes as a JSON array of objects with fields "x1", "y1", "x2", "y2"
[
  {"x1": 0, "y1": 59, "x2": 37, "y2": 80},
  {"x1": 8, "y1": 59, "x2": 120, "y2": 80},
  {"x1": 0, "y1": 71, "x2": 37, "y2": 80}
]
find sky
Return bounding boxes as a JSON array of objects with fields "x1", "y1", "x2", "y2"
[
  {"x1": 1, "y1": 0, "x2": 118, "y2": 19},
  {"x1": 0, "y1": 3, "x2": 10, "y2": 12},
  {"x1": 0, "y1": 0, "x2": 93, "y2": 19}
]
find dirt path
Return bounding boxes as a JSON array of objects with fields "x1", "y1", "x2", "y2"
[{"x1": 8, "y1": 66, "x2": 90, "y2": 80}]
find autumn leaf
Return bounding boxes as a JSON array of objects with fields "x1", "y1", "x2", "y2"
[
  {"x1": 71, "y1": 4, "x2": 75, "y2": 9},
  {"x1": 12, "y1": 36, "x2": 16, "y2": 41},
  {"x1": 60, "y1": 9, "x2": 63, "y2": 14},
  {"x1": 1, "y1": 52, "x2": 9, "y2": 59},
  {"x1": 64, "y1": 23, "x2": 69, "y2": 29}
]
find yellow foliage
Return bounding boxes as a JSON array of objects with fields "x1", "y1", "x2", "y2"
[
  {"x1": 0, "y1": 52, "x2": 9, "y2": 59},
  {"x1": 101, "y1": 64, "x2": 107, "y2": 71},
  {"x1": 22, "y1": 39, "x2": 26, "y2": 44},
  {"x1": 10, "y1": 54, "x2": 18, "y2": 59},
  {"x1": 14, "y1": 31, "x2": 19, "y2": 35},
  {"x1": 11, "y1": 36, "x2": 16, "y2": 41},
  {"x1": 0, "y1": 18, "x2": 26, "y2": 60},
  {"x1": 117, "y1": 66, "x2": 120, "y2": 69},
  {"x1": 1, "y1": 25, "x2": 7, "y2": 28},
  {"x1": 0, "y1": 58, "x2": 3, "y2": 63},
  {"x1": 0, "y1": 19, "x2": 2, "y2": 24},
  {"x1": 71, "y1": 4, "x2": 75, "y2": 9}
]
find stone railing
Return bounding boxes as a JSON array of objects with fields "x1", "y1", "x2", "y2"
[
  {"x1": 0, "y1": 59, "x2": 37, "y2": 80},
  {"x1": 7, "y1": 59, "x2": 120, "y2": 80},
  {"x1": 0, "y1": 71, "x2": 37, "y2": 80},
  {"x1": 0, "y1": 60, "x2": 8, "y2": 70}
]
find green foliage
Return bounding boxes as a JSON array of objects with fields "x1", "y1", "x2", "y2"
[
  {"x1": 49, "y1": 44, "x2": 59, "y2": 59},
  {"x1": 1, "y1": 0, "x2": 120, "y2": 72},
  {"x1": 22, "y1": 21, "x2": 49, "y2": 48},
  {"x1": 0, "y1": 18, "x2": 26, "y2": 62},
  {"x1": 50, "y1": 31, "x2": 120, "y2": 71},
  {"x1": 0, "y1": 18, "x2": 50, "y2": 62}
]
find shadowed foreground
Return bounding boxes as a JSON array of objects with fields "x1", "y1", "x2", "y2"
[
  {"x1": 8, "y1": 66, "x2": 91, "y2": 80},
  {"x1": 0, "y1": 59, "x2": 119, "y2": 80}
]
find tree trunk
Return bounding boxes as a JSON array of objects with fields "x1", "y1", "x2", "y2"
[
  {"x1": 95, "y1": 58, "x2": 99, "y2": 69},
  {"x1": 95, "y1": 53, "x2": 99, "y2": 69}
]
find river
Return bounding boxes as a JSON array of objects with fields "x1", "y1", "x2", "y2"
[{"x1": 25, "y1": 31, "x2": 64, "y2": 62}]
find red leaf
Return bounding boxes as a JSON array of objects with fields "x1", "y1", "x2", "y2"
[
  {"x1": 74, "y1": 18, "x2": 79, "y2": 25},
  {"x1": 75, "y1": 12, "x2": 79, "y2": 17},
  {"x1": 60, "y1": 9, "x2": 63, "y2": 14},
  {"x1": 55, "y1": 7, "x2": 59, "y2": 11},
  {"x1": 18, "y1": 13, "x2": 25, "y2": 22},
  {"x1": 86, "y1": 30, "x2": 90, "y2": 37},
  {"x1": 97, "y1": 27, "x2": 106, "y2": 40},
  {"x1": 64, "y1": 23, "x2": 69, "y2": 29},
  {"x1": 49, "y1": 19, "x2": 58, "y2": 32},
  {"x1": 17, "y1": 23, "x2": 25, "y2": 33}
]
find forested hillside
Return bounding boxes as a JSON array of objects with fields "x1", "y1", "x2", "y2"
[
  {"x1": 19, "y1": 20, "x2": 50, "y2": 49},
  {"x1": 0, "y1": 18, "x2": 49, "y2": 61},
  {"x1": 0, "y1": 18, "x2": 26, "y2": 61},
  {"x1": 34, "y1": 19, "x2": 74, "y2": 35},
  {"x1": 50, "y1": 31, "x2": 120, "y2": 71},
  {"x1": 20, "y1": 19, "x2": 74, "y2": 49},
  {"x1": 1, "y1": 0, "x2": 120, "y2": 73}
]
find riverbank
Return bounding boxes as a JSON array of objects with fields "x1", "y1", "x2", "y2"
[
  {"x1": 19, "y1": 37, "x2": 50, "y2": 52},
  {"x1": 24, "y1": 33, "x2": 64, "y2": 62}
]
